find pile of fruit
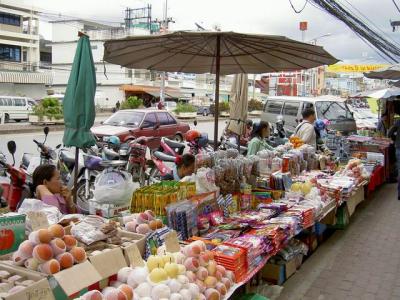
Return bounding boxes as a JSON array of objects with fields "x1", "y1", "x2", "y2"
[
  {"x1": 79, "y1": 240, "x2": 233, "y2": 300},
  {"x1": 290, "y1": 181, "x2": 313, "y2": 195},
  {"x1": 122, "y1": 210, "x2": 164, "y2": 235},
  {"x1": 289, "y1": 136, "x2": 304, "y2": 149},
  {"x1": 10, "y1": 224, "x2": 86, "y2": 275}
]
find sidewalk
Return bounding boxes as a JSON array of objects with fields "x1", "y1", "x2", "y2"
[{"x1": 276, "y1": 183, "x2": 400, "y2": 300}]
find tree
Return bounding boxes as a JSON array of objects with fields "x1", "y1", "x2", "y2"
[{"x1": 121, "y1": 96, "x2": 144, "y2": 109}]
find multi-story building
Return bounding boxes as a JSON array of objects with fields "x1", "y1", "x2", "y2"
[{"x1": 0, "y1": 0, "x2": 51, "y2": 98}]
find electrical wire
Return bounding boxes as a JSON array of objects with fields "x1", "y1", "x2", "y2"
[
  {"x1": 392, "y1": 0, "x2": 400, "y2": 13},
  {"x1": 289, "y1": 0, "x2": 308, "y2": 13}
]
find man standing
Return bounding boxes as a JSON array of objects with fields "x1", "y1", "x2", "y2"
[
  {"x1": 377, "y1": 113, "x2": 388, "y2": 136},
  {"x1": 294, "y1": 108, "x2": 317, "y2": 149},
  {"x1": 388, "y1": 120, "x2": 400, "y2": 200},
  {"x1": 116, "y1": 100, "x2": 120, "y2": 110}
]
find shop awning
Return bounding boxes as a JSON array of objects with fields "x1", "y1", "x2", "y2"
[
  {"x1": 0, "y1": 71, "x2": 52, "y2": 84},
  {"x1": 120, "y1": 84, "x2": 184, "y2": 99}
]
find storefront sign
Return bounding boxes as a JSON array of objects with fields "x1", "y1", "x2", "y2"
[{"x1": 327, "y1": 64, "x2": 389, "y2": 73}]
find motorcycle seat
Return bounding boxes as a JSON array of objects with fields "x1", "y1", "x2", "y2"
[
  {"x1": 164, "y1": 138, "x2": 185, "y2": 150},
  {"x1": 60, "y1": 150, "x2": 75, "y2": 169},
  {"x1": 153, "y1": 151, "x2": 177, "y2": 162}
]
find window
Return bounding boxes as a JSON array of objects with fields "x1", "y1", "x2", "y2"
[
  {"x1": 166, "y1": 113, "x2": 177, "y2": 124},
  {"x1": 6, "y1": 99, "x2": 12, "y2": 106},
  {"x1": 0, "y1": 99, "x2": 3, "y2": 106},
  {"x1": 316, "y1": 101, "x2": 352, "y2": 121},
  {"x1": 142, "y1": 113, "x2": 157, "y2": 128},
  {"x1": 157, "y1": 112, "x2": 172, "y2": 125},
  {"x1": 91, "y1": 45, "x2": 98, "y2": 50},
  {"x1": 103, "y1": 111, "x2": 144, "y2": 126},
  {"x1": 0, "y1": 13, "x2": 20, "y2": 26},
  {"x1": 14, "y1": 99, "x2": 25, "y2": 106},
  {"x1": 283, "y1": 102, "x2": 300, "y2": 117},
  {"x1": 265, "y1": 100, "x2": 283, "y2": 114},
  {"x1": 0, "y1": 44, "x2": 21, "y2": 62}
]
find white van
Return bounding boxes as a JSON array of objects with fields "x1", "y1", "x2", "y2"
[
  {"x1": 261, "y1": 96, "x2": 357, "y2": 135},
  {"x1": 0, "y1": 96, "x2": 34, "y2": 122}
]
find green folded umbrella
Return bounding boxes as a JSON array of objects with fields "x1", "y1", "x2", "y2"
[
  {"x1": 63, "y1": 34, "x2": 96, "y2": 148},
  {"x1": 62, "y1": 33, "x2": 97, "y2": 202}
]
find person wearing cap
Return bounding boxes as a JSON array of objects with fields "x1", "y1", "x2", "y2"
[
  {"x1": 247, "y1": 121, "x2": 274, "y2": 156},
  {"x1": 294, "y1": 108, "x2": 317, "y2": 149}
]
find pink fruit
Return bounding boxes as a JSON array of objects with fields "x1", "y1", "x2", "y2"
[
  {"x1": 204, "y1": 288, "x2": 220, "y2": 300},
  {"x1": 144, "y1": 210, "x2": 155, "y2": 221},
  {"x1": 204, "y1": 276, "x2": 217, "y2": 289},
  {"x1": 50, "y1": 238, "x2": 66, "y2": 256},
  {"x1": 196, "y1": 266, "x2": 208, "y2": 281},
  {"x1": 199, "y1": 253, "x2": 210, "y2": 266},
  {"x1": 39, "y1": 259, "x2": 60, "y2": 274},
  {"x1": 192, "y1": 240, "x2": 206, "y2": 252},
  {"x1": 215, "y1": 282, "x2": 227, "y2": 296},
  {"x1": 18, "y1": 240, "x2": 34, "y2": 258},
  {"x1": 207, "y1": 261, "x2": 217, "y2": 276},
  {"x1": 215, "y1": 270, "x2": 223, "y2": 281},
  {"x1": 221, "y1": 277, "x2": 232, "y2": 290},
  {"x1": 125, "y1": 220, "x2": 138, "y2": 233},
  {"x1": 82, "y1": 290, "x2": 103, "y2": 300},
  {"x1": 184, "y1": 257, "x2": 199, "y2": 272},
  {"x1": 186, "y1": 271, "x2": 197, "y2": 283},
  {"x1": 195, "y1": 279, "x2": 206, "y2": 293},
  {"x1": 216, "y1": 265, "x2": 226, "y2": 276},
  {"x1": 225, "y1": 270, "x2": 235, "y2": 283},
  {"x1": 136, "y1": 223, "x2": 151, "y2": 235},
  {"x1": 33, "y1": 244, "x2": 53, "y2": 263},
  {"x1": 137, "y1": 213, "x2": 149, "y2": 224},
  {"x1": 57, "y1": 252, "x2": 74, "y2": 269},
  {"x1": 119, "y1": 284, "x2": 134, "y2": 300},
  {"x1": 12, "y1": 251, "x2": 26, "y2": 266}
]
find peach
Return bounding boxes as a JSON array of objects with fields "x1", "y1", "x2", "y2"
[
  {"x1": 196, "y1": 266, "x2": 208, "y2": 281},
  {"x1": 221, "y1": 277, "x2": 232, "y2": 290},
  {"x1": 199, "y1": 253, "x2": 210, "y2": 266},
  {"x1": 184, "y1": 257, "x2": 199, "y2": 272},
  {"x1": 39, "y1": 259, "x2": 60, "y2": 274},
  {"x1": 63, "y1": 235, "x2": 77, "y2": 250},
  {"x1": 103, "y1": 287, "x2": 127, "y2": 300},
  {"x1": 192, "y1": 240, "x2": 206, "y2": 252},
  {"x1": 37, "y1": 229, "x2": 53, "y2": 244},
  {"x1": 18, "y1": 240, "x2": 34, "y2": 258},
  {"x1": 205, "y1": 250, "x2": 214, "y2": 261},
  {"x1": 155, "y1": 219, "x2": 163, "y2": 229},
  {"x1": 82, "y1": 290, "x2": 104, "y2": 300},
  {"x1": 204, "y1": 276, "x2": 217, "y2": 289},
  {"x1": 215, "y1": 282, "x2": 227, "y2": 296},
  {"x1": 70, "y1": 246, "x2": 86, "y2": 263},
  {"x1": 136, "y1": 213, "x2": 149, "y2": 224},
  {"x1": 148, "y1": 220, "x2": 158, "y2": 231},
  {"x1": 215, "y1": 271, "x2": 223, "y2": 281},
  {"x1": 204, "y1": 288, "x2": 221, "y2": 300},
  {"x1": 125, "y1": 220, "x2": 138, "y2": 233},
  {"x1": 56, "y1": 252, "x2": 74, "y2": 269},
  {"x1": 195, "y1": 279, "x2": 206, "y2": 293},
  {"x1": 33, "y1": 244, "x2": 53, "y2": 263},
  {"x1": 186, "y1": 271, "x2": 197, "y2": 283},
  {"x1": 216, "y1": 265, "x2": 226, "y2": 276},
  {"x1": 50, "y1": 238, "x2": 66, "y2": 256},
  {"x1": 12, "y1": 251, "x2": 26, "y2": 266},
  {"x1": 48, "y1": 224, "x2": 65, "y2": 239},
  {"x1": 225, "y1": 270, "x2": 235, "y2": 282},
  {"x1": 119, "y1": 284, "x2": 134, "y2": 300},
  {"x1": 28, "y1": 231, "x2": 40, "y2": 245},
  {"x1": 207, "y1": 261, "x2": 217, "y2": 276},
  {"x1": 144, "y1": 210, "x2": 155, "y2": 221},
  {"x1": 136, "y1": 223, "x2": 151, "y2": 235}
]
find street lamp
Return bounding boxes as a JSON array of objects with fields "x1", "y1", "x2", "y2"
[{"x1": 308, "y1": 33, "x2": 332, "y2": 45}]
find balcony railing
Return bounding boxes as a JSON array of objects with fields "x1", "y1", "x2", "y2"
[{"x1": 87, "y1": 28, "x2": 147, "y2": 41}]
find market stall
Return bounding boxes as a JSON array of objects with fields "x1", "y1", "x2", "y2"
[{"x1": 0, "y1": 131, "x2": 387, "y2": 300}]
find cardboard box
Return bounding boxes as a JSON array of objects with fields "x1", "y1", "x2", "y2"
[
  {"x1": 52, "y1": 261, "x2": 102, "y2": 299},
  {"x1": 285, "y1": 258, "x2": 297, "y2": 280},
  {"x1": 0, "y1": 214, "x2": 26, "y2": 255},
  {"x1": 294, "y1": 254, "x2": 304, "y2": 270},
  {"x1": 0, "y1": 262, "x2": 54, "y2": 300},
  {"x1": 88, "y1": 247, "x2": 127, "y2": 280},
  {"x1": 261, "y1": 263, "x2": 285, "y2": 285},
  {"x1": 116, "y1": 229, "x2": 146, "y2": 263}
]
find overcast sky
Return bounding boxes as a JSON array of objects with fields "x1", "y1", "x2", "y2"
[{"x1": 25, "y1": 0, "x2": 400, "y2": 64}]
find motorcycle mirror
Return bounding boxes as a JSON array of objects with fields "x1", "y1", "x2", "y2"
[
  {"x1": 7, "y1": 141, "x2": 16, "y2": 155},
  {"x1": 43, "y1": 126, "x2": 50, "y2": 136},
  {"x1": 194, "y1": 120, "x2": 198, "y2": 126},
  {"x1": 56, "y1": 144, "x2": 62, "y2": 149}
]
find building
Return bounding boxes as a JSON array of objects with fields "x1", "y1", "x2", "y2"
[{"x1": 0, "y1": 0, "x2": 51, "y2": 98}]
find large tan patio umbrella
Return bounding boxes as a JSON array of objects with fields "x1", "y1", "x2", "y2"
[
  {"x1": 227, "y1": 74, "x2": 248, "y2": 145},
  {"x1": 103, "y1": 31, "x2": 338, "y2": 149},
  {"x1": 364, "y1": 64, "x2": 400, "y2": 80}
]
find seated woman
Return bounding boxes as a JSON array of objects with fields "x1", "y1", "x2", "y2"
[
  {"x1": 247, "y1": 121, "x2": 274, "y2": 156},
  {"x1": 162, "y1": 153, "x2": 196, "y2": 181},
  {"x1": 32, "y1": 164, "x2": 76, "y2": 214}
]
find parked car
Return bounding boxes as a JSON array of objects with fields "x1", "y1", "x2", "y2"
[
  {"x1": 197, "y1": 105, "x2": 212, "y2": 116},
  {"x1": 260, "y1": 96, "x2": 357, "y2": 135},
  {"x1": 91, "y1": 109, "x2": 190, "y2": 149},
  {"x1": 0, "y1": 96, "x2": 35, "y2": 122}
]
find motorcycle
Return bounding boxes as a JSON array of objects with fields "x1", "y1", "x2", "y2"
[
  {"x1": 147, "y1": 150, "x2": 177, "y2": 185},
  {"x1": 219, "y1": 135, "x2": 248, "y2": 155},
  {"x1": 20, "y1": 126, "x2": 61, "y2": 183},
  {"x1": 268, "y1": 116, "x2": 288, "y2": 147},
  {"x1": 0, "y1": 141, "x2": 31, "y2": 211}
]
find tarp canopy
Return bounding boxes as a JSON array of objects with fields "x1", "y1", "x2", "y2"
[{"x1": 364, "y1": 64, "x2": 400, "y2": 80}]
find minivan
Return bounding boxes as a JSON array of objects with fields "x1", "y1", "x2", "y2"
[
  {"x1": 0, "y1": 96, "x2": 34, "y2": 122},
  {"x1": 261, "y1": 96, "x2": 357, "y2": 135}
]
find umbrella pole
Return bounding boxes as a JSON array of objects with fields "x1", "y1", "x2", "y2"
[
  {"x1": 214, "y1": 35, "x2": 221, "y2": 150},
  {"x1": 73, "y1": 147, "x2": 79, "y2": 203}
]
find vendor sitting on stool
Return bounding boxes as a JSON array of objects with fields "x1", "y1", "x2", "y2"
[{"x1": 162, "y1": 153, "x2": 196, "y2": 181}]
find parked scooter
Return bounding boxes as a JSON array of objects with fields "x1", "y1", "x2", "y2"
[{"x1": 0, "y1": 141, "x2": 30, "y2": 211}]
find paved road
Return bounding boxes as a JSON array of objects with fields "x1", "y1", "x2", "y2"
[{"x1": 0, "y1": 120, "x2": 231, "y2": 164}]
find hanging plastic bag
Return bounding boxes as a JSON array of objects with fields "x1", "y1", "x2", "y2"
[{"x1": 93, "y1": 170, "x2": 134, "y2": 205}]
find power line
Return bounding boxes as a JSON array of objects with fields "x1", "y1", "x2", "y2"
[
  {"x1": 392, "y1": 0, "x2": 400, "y2": 13},
  {"x1": 289, "y1": 0, "x2": 308, "y2": 13}
]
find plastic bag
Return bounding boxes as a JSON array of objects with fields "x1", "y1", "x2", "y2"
[
  {"x1": 18, "y1": 198, "x2": 62, "y2": 233},
  {"x1": 93, "y1": 170, "x2": 134, "y2": 205}
]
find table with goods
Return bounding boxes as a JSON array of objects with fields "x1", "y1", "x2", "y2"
[{"x1": 0, "y1": 135, "x2": 389, "y2": 300}]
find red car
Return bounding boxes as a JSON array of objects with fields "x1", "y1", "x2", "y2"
[{"x1": 91, "y1": 109, "x2": 190, "y2": 149}]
